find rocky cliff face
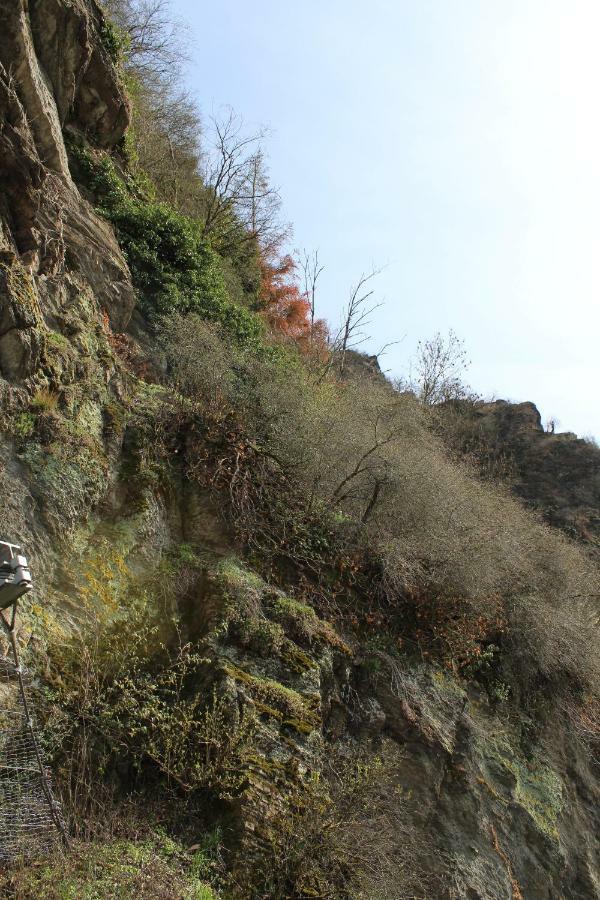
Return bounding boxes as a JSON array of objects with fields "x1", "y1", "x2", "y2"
[
  {"x1": 0, "y1": 0, "x2": 135, "y2": 575},
  {"x1": 0, "y1": 3, "x2": 599, "y2": 898},
  {"x1": 441, "y1": 399, "x2": 600, "y2": 551}
]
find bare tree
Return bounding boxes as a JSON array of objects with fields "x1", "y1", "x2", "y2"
[
  {"x1": 334, "y1": 268, "x2": 382, "y2": 376},
  {"x1": 409, "y1": 329, "x2": 471, "y2": 405},
  {"x1": 298, "y1": 248, "x2": 324, "y2": 334},
  {"x1": 330, "y1": 401, "x2": 400, "y2": 523},
  {"x1": 199, "y1": 109, "x2": 286, "y2": 254},
  {"x1": 245, "y1": 148, "x2": 289, "y2": 254},
  {"x1": 104, "y1": 0, "x2": 189, "y2": 86},
  {"x1": 103, "y1": 0, "x2": 204, "y2": 210}
]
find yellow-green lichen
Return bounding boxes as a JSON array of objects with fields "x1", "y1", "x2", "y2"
[{"x1": 486, "y1": 739, "x2": 564, "y2": 839}]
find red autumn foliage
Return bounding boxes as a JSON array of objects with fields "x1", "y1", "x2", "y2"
[{"x1": 259, "y1": 252, "x2": 328, "y2": 352}]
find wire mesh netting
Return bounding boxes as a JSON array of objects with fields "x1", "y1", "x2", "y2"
[{"x1": 0, "y1": 651, "x2": 65, "y2": 862}]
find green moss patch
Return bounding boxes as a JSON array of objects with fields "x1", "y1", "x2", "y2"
[
  {"x1": 223, "y1": 661, "x2": 320, "y2": 731},
  {"x1": 265, "y1": 593, "x2": 351, "y2": 654},
  {"x1": 280, "y1": 640, "x2": 319, "y2": 674}
]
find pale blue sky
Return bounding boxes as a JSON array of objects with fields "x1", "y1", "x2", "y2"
[{"x1": 174, "y1": 0, "x2": 599, "y2": 437}]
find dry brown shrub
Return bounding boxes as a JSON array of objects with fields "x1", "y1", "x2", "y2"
[{"x1": 161, "y1": 314, "x2": 600, "y2": 695}]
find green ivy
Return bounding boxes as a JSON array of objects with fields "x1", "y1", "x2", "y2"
[{"x1": 98, "y1": 17, "x2": 130, "y2": 66}]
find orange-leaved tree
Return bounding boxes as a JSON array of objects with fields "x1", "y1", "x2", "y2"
[{"x1": 259, "y1": 251, "x2": 328, "y2": 353}]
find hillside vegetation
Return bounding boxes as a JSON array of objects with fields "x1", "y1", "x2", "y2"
[{"x1": 0, "y1": 1, "x2": 598, "y2": 897}]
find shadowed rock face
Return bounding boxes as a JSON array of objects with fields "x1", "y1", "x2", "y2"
[
  {"x1": 451, "y1": 399, "x2": 600, "y2": 549},
  {"x1": 27, "y1": 0, "x2": 130, "y2": 148}
]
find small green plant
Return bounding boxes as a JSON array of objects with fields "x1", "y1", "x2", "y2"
[
  {"x1": 489, "y1": 680, "x2": 511, "y2": 703},
  {"x1": 13, "y1": 410, "x2": 36, "y2": 438},
  {"x1": 99, "y1": 16, "x2": 130, "y2": 65},
  {"x1": 462, "y1": 643, "x2": 501, "y2": 678}
]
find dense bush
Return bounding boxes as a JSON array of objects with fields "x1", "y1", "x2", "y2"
[
  {"x1": 241, "y1": 746, "x2": 439, "y2": 899},
  {"x1": 67, "y1": 142, "x2": 265, "y2": 346}
]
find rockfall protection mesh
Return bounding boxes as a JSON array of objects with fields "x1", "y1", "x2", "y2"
[{"x1": 0, "y1": 646, "x2": 66, "y2": 861}]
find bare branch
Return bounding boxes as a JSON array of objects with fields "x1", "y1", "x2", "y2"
[
  {"x1": 193, "y1": 109, "x2": 289, "y2": 256},
  {"x1": 332, "y1": 268, "x2": 383, "y2": 375},
  {"x1": 298, "y1": 249, "x2": 325, "y2": 332}
]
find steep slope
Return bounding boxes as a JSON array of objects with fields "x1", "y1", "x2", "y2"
[{"x1": 0, "y1": 3, "x2": 599, "y2": 898}]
